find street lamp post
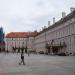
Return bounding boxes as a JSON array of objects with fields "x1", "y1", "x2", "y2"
[
  {"x1": 25, "y1": 38, "x2": 28, "y2": 53},
  {"x1": 22, "y1": 41, "x2": 24, "y2": 53}
]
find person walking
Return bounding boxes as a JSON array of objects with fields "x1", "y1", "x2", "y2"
[{"x1": 19, "y1": 52, "x2": 25, "y2": 65}]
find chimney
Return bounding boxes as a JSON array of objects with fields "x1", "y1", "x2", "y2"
[
  {"x1": 62, "y1": 12, "x2": 66, "y2": 18},
  {"x1": 70, "y1": 7, "x2": 75, "y2": 12},
  {"x1": 53, "y1": 17, "x2": 55, "y2": 24},
  {"x1": 44, "y1": 26, "x2": 46, "y2": 29},
  {"x1": 48, "y1": 21, "x2": 50, "y2": 27}
]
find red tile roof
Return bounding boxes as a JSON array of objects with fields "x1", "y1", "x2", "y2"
[{"x1": 6, "y1": 32, "x2": 36, "y2": 38}]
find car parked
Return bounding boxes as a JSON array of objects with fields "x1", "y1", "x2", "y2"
[
  {"x1": 38, "y1": 51, "x2": 44, "y2": 54},
  {"x1": 57, "y1": 53, "x2": 66, "y2": 56}
]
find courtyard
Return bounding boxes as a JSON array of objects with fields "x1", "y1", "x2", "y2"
[{"x1": 0, "y1": 53, "x2": 75, "y2": 75}]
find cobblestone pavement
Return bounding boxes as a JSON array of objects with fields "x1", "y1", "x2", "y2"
[{"x1": 0, "y1": 53, "x2": 75, "y2": 75}]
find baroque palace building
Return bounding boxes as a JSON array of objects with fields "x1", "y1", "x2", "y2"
[
  {"x1": 5, "y1": 32, "x2": 37, "y2": 52},
  {"x1": 34, "y1": 10, "x2": 75, "y2": 55},
  {"x1": 5, "y1": 9, "x2": 75, "y2": 55}
]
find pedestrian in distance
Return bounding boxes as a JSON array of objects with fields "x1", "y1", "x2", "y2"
[
  {"x1": 19, "y1": 52, "x2": 26, "y2": 65},
  {"x1": 27, "y1": 51, "x2": 30, "y2": 56}
]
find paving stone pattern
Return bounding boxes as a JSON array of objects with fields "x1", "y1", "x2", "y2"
[{"x1": 0, "y1": 53, "x2": 75, "y2": 75}]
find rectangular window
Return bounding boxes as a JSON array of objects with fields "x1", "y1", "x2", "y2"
[{"x1": 73, "y1": 36, "x2": 75, "y2": 44}]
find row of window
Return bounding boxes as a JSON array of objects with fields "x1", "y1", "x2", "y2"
[
  {"x1": 6, "y1": 38, "x2": 29, "y2": 41},
  {"x1": 35, "y1": 19, "x2": 75, "y2": 44},
  {"x1": 35, "y1": 35, "x2": 75, "y2": 47}
]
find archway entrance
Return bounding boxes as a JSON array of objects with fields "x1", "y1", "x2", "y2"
[
  {"x1": 45, "y1": 40, "x2": 67, "y2": 54},
  {"x1": 12, "y1": 47, "x2": 28, "y2": 53},
  {"x1": 46, "y1": 45, "x2": 66, "y2": 54}
]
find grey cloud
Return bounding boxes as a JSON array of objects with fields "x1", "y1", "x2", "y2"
[{"x1": 0, "y1": 0, "x2": 75, "y2": 34}]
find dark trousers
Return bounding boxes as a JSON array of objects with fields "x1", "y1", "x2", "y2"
[{"x1": 19, "y1": 58, "x2": 25, "y2": 65}]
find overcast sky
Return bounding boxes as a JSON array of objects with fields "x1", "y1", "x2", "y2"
[{"x1": 0, "y1": 0, "x2": 75, "y2": 34}]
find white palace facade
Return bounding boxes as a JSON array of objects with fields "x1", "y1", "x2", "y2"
[
  {"x1": 5, "y1": 10, "x2": 75, "y2": 55},
  {"x1": 5, "y1": 32, "x2": 36, "y2": 52}
]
